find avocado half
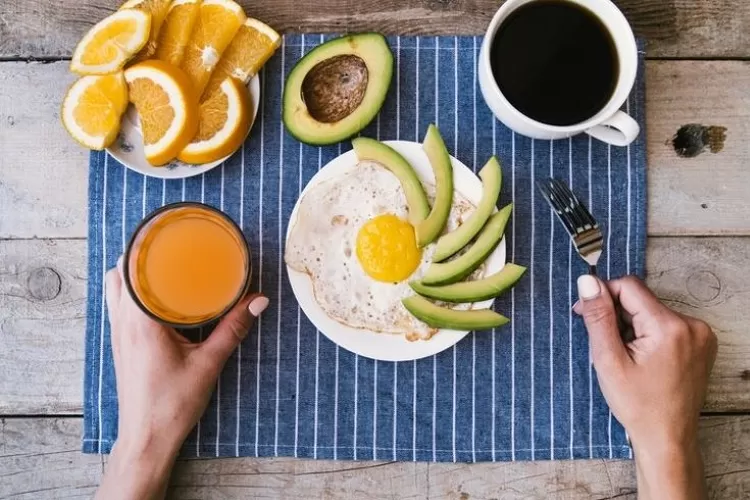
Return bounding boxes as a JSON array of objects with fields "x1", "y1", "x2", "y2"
[
  {"x1": 402, "y1": 296, "x2": 509, "y2": 330},
  {"x1": 283, "y1": 33, "x2": 393, "y2": 145}
]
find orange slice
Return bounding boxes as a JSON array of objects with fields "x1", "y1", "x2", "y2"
[
  {"x1": 154, "y1": 0, "x2": 201, "y2": 67},
  {"x1": 70, "y1": 9, "x2": 151, "y2": 75},
  {"x1": 61, "y1": 73, "x2": 129, "y2": 150},
  {"x1": 180, "y1": 0, "x2": 247, "y2": 96},
  {"x1": 202, "y1": 17, "x2": 281, "y2": 100},
  {"x1": 120, "y1": 0, "x2": 173, "y2": 61},
  {"x1": 179, "y1": 78, "x2": 252, "y2": 164},
  {"x1": 124, "y1": 60, "x2": 199, "y2": 166}
]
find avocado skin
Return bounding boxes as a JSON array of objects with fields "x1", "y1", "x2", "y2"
[
  {"x1": 282, "y1": 33, "x2": 393, "y2": 145},
  {"x1": 421, "y1": 203, "x2": 513, "y2": 286},
  {"x1": 351, "y1": 137, "x2": 430, "y2": 225},
  {"x1": 432, "y1": 156, "x2": 502, "y2": 262},
  {"x1": 416, "y1": 124, "x2": 454, "y2": 247},
  {"x1": 402, "y1": 296, "x2": 509, "y2": 330},
  {"x1": 410, "y1": 263, "x2": 526, "y2": 303}
]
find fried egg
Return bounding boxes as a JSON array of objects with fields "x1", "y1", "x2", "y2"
[{"x1": 285, "y1": 161, "x2": 478, "y2": 340}]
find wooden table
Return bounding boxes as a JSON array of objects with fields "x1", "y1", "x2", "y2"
[{"x1": 1, "y1": 1, "x2": 749, "y2": 498}]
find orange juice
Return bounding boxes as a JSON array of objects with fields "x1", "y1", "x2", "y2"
[{"x1": 125, "y1": 203, "x2": 250, "y2": 326}]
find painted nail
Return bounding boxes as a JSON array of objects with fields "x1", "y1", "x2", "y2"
[
  {"x1": 248, "y1": 296, "x2": 269, "y2": 317},
  {"x1": 577, "y1": 275, "x2": 601, "y2": 301}
]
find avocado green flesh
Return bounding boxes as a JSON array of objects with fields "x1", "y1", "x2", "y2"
[
  {"x1": 282, "y1": 33, "x2": 393, "y2": 145},
  {"x1": 421, "y1": 204, "x2": 513, "y2": 286},
  {"x1": 433, "y1": 156, "x2": 502, "y2": 262},
  {"x1": 402, "y1": 296, "x2": 509, "y2": 330},
  {"x1": 352, "y1": 137, "x2": 430, "y2": 225},
  {"x1": 410, "y1": 263, "x2": 526, "y2": 303},
  {"x1": 416, "y1": 124, "x2": 454, "y2": 247}
]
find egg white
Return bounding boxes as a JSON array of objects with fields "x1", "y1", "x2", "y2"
[{"x1": 285, "y1": 161, "x2": 479, "y2": 340}]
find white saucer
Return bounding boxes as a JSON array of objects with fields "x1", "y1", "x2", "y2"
[
  {"x1": 285, "y1": 140, "x2": 507, "y2": 362},
  {"x1": 107, "y1": 76, "x2": 260, "y2": 179}
]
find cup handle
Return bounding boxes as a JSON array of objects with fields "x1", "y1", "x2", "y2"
[{"x1": 585, "y1": 110, "x2": 640, "y2": 147}]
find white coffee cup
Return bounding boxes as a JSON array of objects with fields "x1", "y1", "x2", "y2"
[{"x1": 478, "y1": 0, "x2": 639, "y2": 146}]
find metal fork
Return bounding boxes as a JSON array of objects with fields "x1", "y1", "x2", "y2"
[{"x1": 536, "y1": 178, "x2": 603, "y2": 276}]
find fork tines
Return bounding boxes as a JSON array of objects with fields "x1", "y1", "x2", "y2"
[{"x1": 537, "y1": 178, "x2": 603, "y2": 259}]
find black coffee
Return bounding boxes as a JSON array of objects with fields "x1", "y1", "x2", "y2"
[{"x1": 490, "y1": 0, "x2": 618, "y2": 126}]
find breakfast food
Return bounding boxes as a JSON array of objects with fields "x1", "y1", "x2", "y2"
[
  {"x1": 421, "y1": 204, "x2": 513, "y2": 286},
  {"x1": 124, "y1": 60, "x2": 199, "y2": 165},
  {"x1": 119, "y1": 0, "x2": 172, "y2": 62},
  {"x1": 410, "y1": 263, "x2": 527, "y2": 303},
  {"x1": 202, "y1": 17, "x2": 281, "y2": 100},
  {"x1": 154, "y1": 0, "x2": 201, "y2": 67},
  {"x1": 61, "y1": 73, "x2": 129, "y2": 149},
  {"x1": 283, "y1": 33, "x2": 393, "y2": 145},
  {"x1": 178, "y1": 77, "x2": 253, "y2": 164},
  {"x1": 284, "y1": 158, "x2": 477, "y2": 341},
  {"x1": 432, "y1": 156, "x2": 502, "y2": 262},
  {"x1": 416, "y1": 124, "x2": 454, "y2": 247},
  {"x1": 403, "y1": 296, "x2": 509, "y2": 330},
  {"x1": 180, "y1": 0, "x2": 247, "y2": 97},
  {"x1": 70, "y1": 9, "x2": 151, "y2": 75}
]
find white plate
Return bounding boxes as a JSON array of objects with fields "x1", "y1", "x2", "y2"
[
  {"x1": 107, "y1": 76, "x2": 261, "y2": 179},
  {"x1": 286, "y1": 140, "x2": 507, "y2": 362}
]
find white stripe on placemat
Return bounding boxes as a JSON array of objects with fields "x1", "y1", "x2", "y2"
[
  {"x1": 415, "y1": 37, "x2": 420, "y2": 140},
  {"x1": 334, "y1": 141, "x2": 343, "y2": 460},
  {"x1": 373, "y1": 359, "x2": 378, "y2": 460},
  {"x1": 587, "y1": 135, "x2": 593, "y2": 459},
  {"x1": 236, "y1": 139, "x2": 245, "y2": 457},
  {"x1": 353, "y1": 345, "x2": 359, "y2": 460},
  {"x1": 216, "y1": 163, "x2": 225, "y2": 457},
  {"x1": 530, "y1": 138, "x2": 536, "y2": 460},
  {"x1": 396, "y1": 36, "x2": 401, "y2": 140},
  {"x1": 412, "y1": 359, "x2": 417, "y2": 461},
  {"x1": 413, "y1": 34, "x2": 420, "y2": 464},
  {"x1": 294, "y1": 37, "x2": 305, "y2": 459},
  {"x1": 254, "y1": 69, "x2": 266, "y2": 457},
  {"x1": 274, "y1": 38, "x2": 286, "y2": 457},
  {"x1": 607, "y1": 143, "x2": 613, "y2": 459},
  {"x1": 491, "y1": 113, "x2": 497, "y2": 461},
  {"x1": 313, "y1": 136, "x2": 322, "y2": 460},
  {"x1": 511, "y1": 131, "x2": 516, "y2": 461},
  {"x1": 97, "y1": 153, "x2": 108, "y2": 453},
  {"x1": 471, "y1": 35, "x2": 477, "y2": 463},
  {"x1": 433, "y1": 35, "x2": 439, "y2": 464},
  {"x1": 549, "y1": 139, "x2": 555, "y2": 460},
  {"x1": 393, "y1": 363, "x2": 398, "y2": 460},
  {"x1": 568, "y1": 137, "x2": 574, "y2": 460}
]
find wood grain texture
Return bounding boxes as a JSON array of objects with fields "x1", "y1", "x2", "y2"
[
  {"x1": 1, "y1": 60, "x2": 749, "y2": 239},
  {"x1": 1, "y1": 416, "x2": 748, "y2": 499},
  {"x1": 0, "y1": 1, "x2": 749, "y2": 59},
  {"x1": 1, "y1": 237, "x2": 748, "y2": 415}
]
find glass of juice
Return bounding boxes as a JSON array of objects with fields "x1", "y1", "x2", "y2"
[{"x1": 124, "y1": 202, "x2": 251, "y2": 328}]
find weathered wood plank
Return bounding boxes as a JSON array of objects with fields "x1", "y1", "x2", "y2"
[
  {"x1": 1, "y1": 416, "x2": 748, "y2": 499},
  {"x1": 1, "y1": 237, "x2": 748, "y2": 415},
  {"x1": 1, "y1": 60, "x2": 749, "y2": 240},
  {"x1": 0, "y1": 1, "x2": 749, "y2": 60}
]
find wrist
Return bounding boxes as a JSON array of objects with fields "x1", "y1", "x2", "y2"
[{"x1": 633, "y1": 433, "x2": 706, "y2": 500}]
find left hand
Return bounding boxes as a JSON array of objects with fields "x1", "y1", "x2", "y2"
[{"x1": 96, "y1": 257, "x2": 268, "y2": 500}]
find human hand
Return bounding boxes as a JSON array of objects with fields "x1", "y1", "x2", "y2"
[
  {"x1": 574, "y1": 275, "x2": 717, "y2": 500},
  {"x1": 96, "y1": 257, "x2": 268, "y2": 500}
]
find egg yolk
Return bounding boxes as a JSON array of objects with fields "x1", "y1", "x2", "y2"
[{"x1": 356, "y1": 214, "x2": 422, "y2": 283}]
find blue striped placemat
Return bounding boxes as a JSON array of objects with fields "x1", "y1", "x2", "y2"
[{"x1": 83, "y1": 34, "x2": 647, "y2": 462}]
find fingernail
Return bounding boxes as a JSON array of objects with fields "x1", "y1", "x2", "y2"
[
  {"x1": 571, "y1": 300, "x2": 580, "y2": 311},
  {"x1": 577, "y1": 275, "x2": 601, "y2": 301},
  {"x1": 248, "y1": 296, "x2": 269, "y2": 317}
]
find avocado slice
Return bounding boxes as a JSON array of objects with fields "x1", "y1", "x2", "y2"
[
  {"x1": 402, "y1": 296, "x2": 509, "y2": 330},
  {"x1": 352, "y1": 137, "x2": 430, "y2": 225},
  {"x1": 410, "y1": 263, "x2": 526, "y2": 303},
  {"x1": 432, "y1": 156, "x2": 502, "y2": 262},
  {"x1": 416, "y1": 124, "x2": 454, "y2": 247},
  {"x1": 421, "y1": 203, "x2": 512, "y2": 286},
  {"x1": 282, "y1": 33, "x2": 393, "y2": 145}
]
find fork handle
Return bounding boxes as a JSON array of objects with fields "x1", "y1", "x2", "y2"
[{"x1": 588, "y1": 265, "x2": 598, "y2": 276}]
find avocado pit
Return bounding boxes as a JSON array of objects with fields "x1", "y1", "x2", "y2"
[{"x1": 301, "y1": 55, "x2": 368, "y2": 123}]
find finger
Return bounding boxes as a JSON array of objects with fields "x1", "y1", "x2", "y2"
[
  {"x1": 605, "y1": 276, "x2": 666, "y2": 319},
  {"x1": 199, "y1": 294, "x2": 269, "y2": 370},
  {"x1": 577, "y1": 275, "x2": 630, "y2": 370}
]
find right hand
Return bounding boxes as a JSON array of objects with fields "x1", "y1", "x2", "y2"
[{"x1": 574, "y1": 275, "x2": 717, "y2": 499}]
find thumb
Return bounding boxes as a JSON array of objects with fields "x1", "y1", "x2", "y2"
[
  {"x1": 576, "y1": 275, "x2": 629, "y2": 371},
  {"x1": 200, "y1": 294, "x2": 269, "y2": 367}
]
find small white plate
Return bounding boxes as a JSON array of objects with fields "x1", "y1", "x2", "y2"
[
  {"x1": 286, "y1": 140, "x2": 507, "y2": 362},
  {"x1": 107, "y1": 76, "x2": 261, "y2": 179}
]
